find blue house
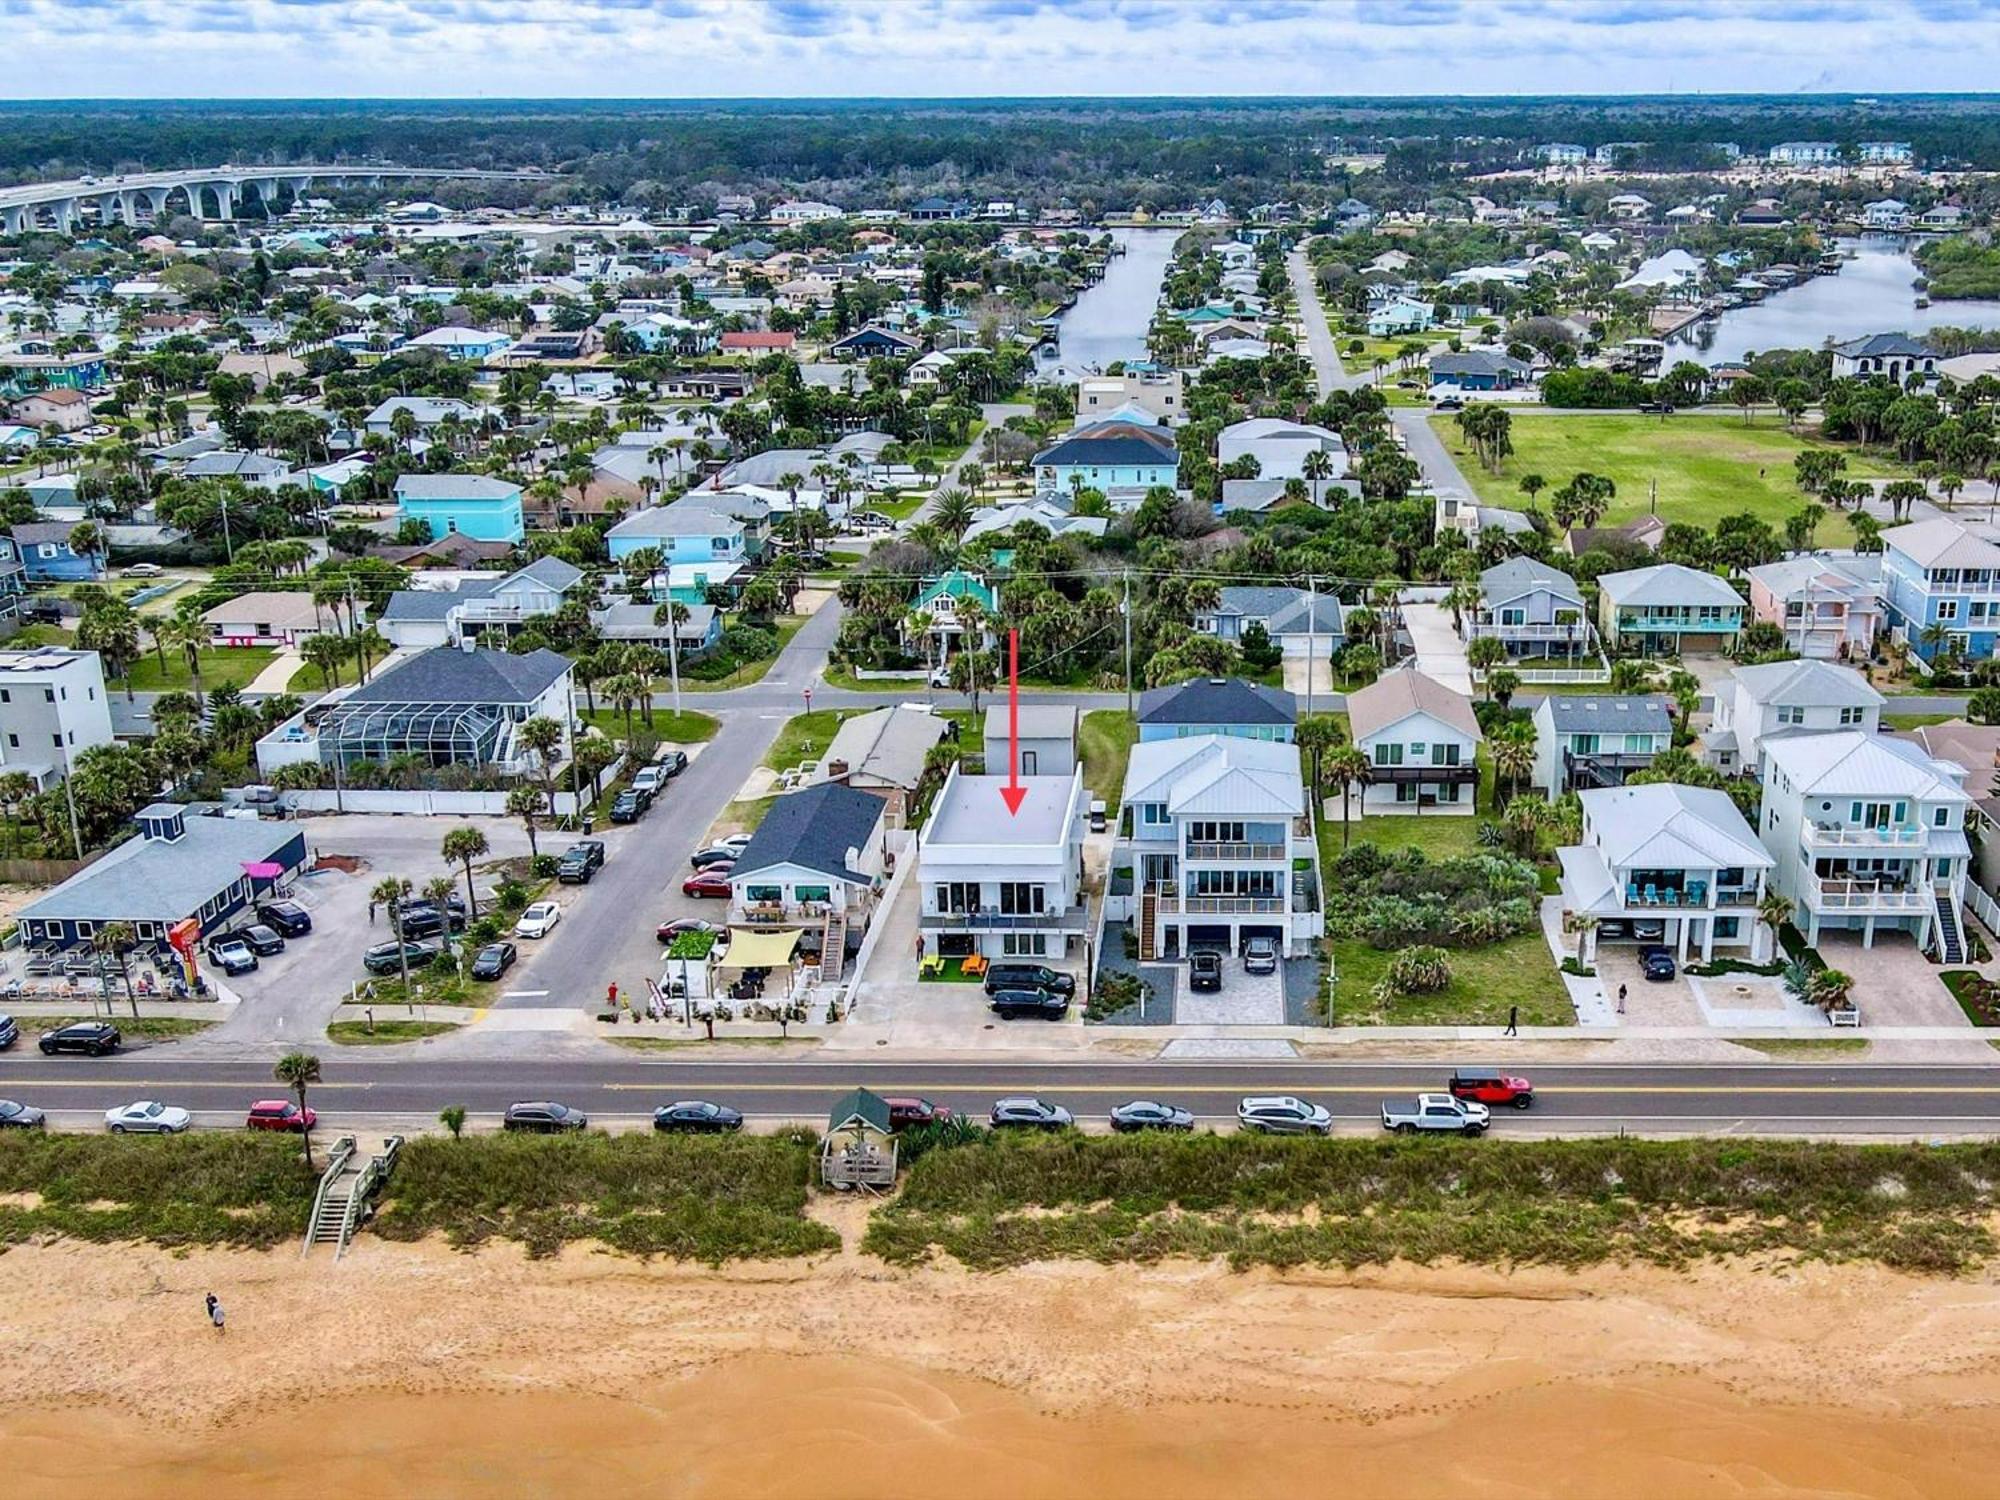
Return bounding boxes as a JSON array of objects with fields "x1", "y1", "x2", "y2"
[
  {"x1": 1428, "y1": 350, "x2": 1532, "y2": 390},
  {"x1": 603, "y1": 501, "x2": 749, "y2": 566},
  {"x1": 394, "y1": 474, "x2": 526, "y2": 545},
  {"x1": 1367, "y1": 296, "x2": 1435, "y2": 337},
  {"x1": 828, "y1": 325, "x2": 922, "y2": 360},
  {"x1": 1136, "y1": 677, "x2": 1297, "y2": 743},
  {"x1": 1032, "y1": 420, "x2": 1178, "y2": 502},
  {"x1": 10, "y1": 522, "x2": 102, "y2": 583},
  {"x1": 1881, "y1": 518, "x2": 2000, "y2": 662}
]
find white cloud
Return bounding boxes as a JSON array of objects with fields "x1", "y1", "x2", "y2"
[{"x1": 1, "y1": 0, "x2": 1992, "y2": 96}]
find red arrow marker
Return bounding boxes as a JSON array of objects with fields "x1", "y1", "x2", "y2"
[{"x1": 1000, "y1": 628, "x2": 1026, "y2": 815}]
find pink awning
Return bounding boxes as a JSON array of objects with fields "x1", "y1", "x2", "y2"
[{"x1": 241, "y1": 861, "x2": 284, "y2": 879}]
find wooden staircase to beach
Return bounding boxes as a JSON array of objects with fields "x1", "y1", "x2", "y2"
[{"x1": 301, "y1": 1135, "x2": 403, "y2": 1262}]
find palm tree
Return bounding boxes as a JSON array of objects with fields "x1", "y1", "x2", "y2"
[
  {"x1": 93, "y1": 921, "x2": 140, "y2": 1019},
  {"x1": 1301, "y1": 448, "x2": 1334, "y2": 508},
  {"x1": 1324, "y1": 745, "x2": 1372, "y2": 848},
  {"x1": 1294, "y1": 714, "x2": 1343, "y2": 803},
  {"x1": 506, "y1": 785, "x2": 547, "y2": 857},
  {"x1": 933, "y1": 487, "x2": 975, "y2": 539},
  {"x1": 158, "y1": 611, "x2": 208, "y2": 703},
  {"x1": 516, "y1": 716, "x2": 564, "y2": 806},
  {"x1": 440, "y1": 826, "x2": 489, "y2": 918},
  {"x1": 1491, "y1": 732, "x2": 1534, "y2": 803},
  {"x1": 371, "y1": 875, "x2": 415, "y2": 991},
  {"x1": 1757, "y1": 890, "x2": 1794, "y2": 963},
  {"x1": 273, "y1": 1051, "x2": 322, "y2": 1163}
]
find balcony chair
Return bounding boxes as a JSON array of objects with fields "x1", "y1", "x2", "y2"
[
  {"x1": 1626, "y1": 882, "x2": 1640, "y2": 904},
  {"x1": 1643, "y1": 884, "x2": 1659, "y2": 905}
]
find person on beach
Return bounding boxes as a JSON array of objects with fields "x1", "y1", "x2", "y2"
[
  {"x1": 1504, "y1": 1005, "x2": 1518, "y2": 1037},
  {"x1": 205, "y1": 1293, "x2": 225, "y2": 1334}
]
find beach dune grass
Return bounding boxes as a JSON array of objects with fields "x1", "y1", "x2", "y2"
[
  {"x1": 866, "y1": 1133, "x2": 2000, "y2": 1274},
  {"x1": 372, "y1": 1130, "x2": 840, "y2": 1260}
]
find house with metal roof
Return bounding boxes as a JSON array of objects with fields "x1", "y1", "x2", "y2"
[
  {"x1": 1466, "y1": 557, "x2": 1592, "y2": 660},
  {"x1": 378, "y1": 557, "x2": 581, "y2": 650},
  {"x1": 16, "y1": 802, "x2": 308, "y2": 952},
  {"x1": 1744, "y1": 554, "x2": 1884, "y2": 660},
  {"x1": 181, "y1": 450, "x2": 295, "y2": 489},
  {"x1": 1118, "y1": 734, "x2": 1319, "y2": 961},
  {"x1": 1195, "y1": 588, "x2": 1342, "y2": 664},
  {"x1": 1137, "y1": 677, "x2": 1297, "y2": 743},
  {"x1": 905, "y1": 570, "x2": 998, "y2": 669},
  {"x1": 1531, "y1": 693, "x2": 1672, "y2": 794},
  {"x1": 1880, "y1": 518, "x2": 2000, "y2": 662},
  {"x1": 918, "y1": 764, "x2": 1091, "y2": 964},
  {"x1": 1557, "y1": 783, "x2": 1775, "y2": 965},
  {"x1": 1706, "y1": 659, "x2": 1884, "y2": 775},
  {"x1": 1427, "y1": 350, "x2": 1532, "y2": 391},
  {"x1": 962, "y1": 498, "x2": 1107, "y2": 546},
  {"x1": 605, "y1": 500, "x2": 753, "y2": 566},
  {"x1": 1032, "y1": 420, "x2": 1178, "y2": 504},
  {"x1": 1216, "y1": 418, "x2": 1347, "y2": 486},
  {"x1": 1760, "y1": 731, "x2": 1972, "y2": 959},
  {"x1": 1596, "y1": 564, "x2": 1745, "y2": 655},
  {"x1": 362, "y1": 396, "x2": 483, "y2": 435},
  {"x1": 728, "y1": 783, "x2": 889, "y2": 949},
  {"x1": 1345, "y1": 668, "x2": 1482, "y2": 816}
]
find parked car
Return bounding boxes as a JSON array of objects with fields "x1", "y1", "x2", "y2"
[
  {"x1": 1630, "y1": 919, "x2": 1665, "y2": 942},
  {"x1": 255, "y1": 900, "x2": 313, "y2": 936},
  {"x1": 39, "y1": 1021, "x2": 120, "y2": 1056},
  {"x1": 105, "y1": 1100, "x2": 191, "y2": 1134},
  {"x1": 1380, "y1": 1094, "x2": 1490, "y2": 1135},
  {"x1": 1639, "y1": 945, "x2": 1677, "y2": 981},
  {"x1": 989, "y1": 1097, "x2": 1073, "y2": 1130},
  {"x1": 1237, "y1": 1096, "x2": 1332, "y2": 1135},
  {"x1": 0, "y1": 1099, "x2": 46, "y2": 1129},
  {"x1": 1596, "y1": 919, "x2": 1630, "y2": 941},
  {"x1": 1189, "y1": 951, "x2": 1224, "y2": 993},
  {"x1": 609, "y1": 789, "x2": 649, "y2": 823},
  {"x1": 1109, "y1": 1100, "x2": 1195, "y2": 1133},
  {"x1": 682, "y1": 868, "x2": 733, "y2": 899},
  {"x1": 238, "y1": 924, "x2": 286, "y2": 957},
  {"x1": 469, "y1": 941, "x2": 517, "y2": 980},
  {"x1": 656, "y1": 917, "x2": 718, "y2": 944},
  {"x1": 566, "y1": 839, "x2": 607, "y2": 871},
  {"x1": 981, "y1": 963, "x2": 1075, "y2": 998},
  {"x1": 631, "y1": 765, "x2": 667, "y2": 797},
  {"x1": 121, "y1": 562, "x2": 163, "y2": 578},
  {"x1": 884, "y1": 1096, "x2": 954, "y2": 1131},
  {"x1": 689, "y1": 845, "x2": 741, "y2": 870},
  {"x1": 556, "y1": 848, "x2": 596, "y2": 884},
  {"x1": 652, "y1": 1100, "x2": 744, "y2": 1133},
  {"x1": 397, "y1": 902, "x2": 466, "y2": 939},
  {"x1": 1242, "y1": 936, "x2": 1279, "y2": 975},
  {"x1": 0, "y1": 1013, "x2": 16, "y2": 1050},
  {"x1": 1638, "y1": 400, "x2": 1676, "y2": 415},
  {"x1": 514, "y1": 902, "x2": 562, "y2": 939},
  {"x1": 363, "y1": 939, "x2": 438, "y2": 975},
  {"x1": 990, "y1": 988, "x2": 1068, "y2": 1020},
  {"x1": 654, "y1": 750, "x2": 689, "y2": 779},
  {"x1": 1448, "y1": 1068, "x2": 1535, "y2": 1109},
  {"x1": 205, "y1": 938, "x2": 258, "y2": 975},
  {"x1": 502, "y1": 1101, "x2": 588, "y2": 1133},
  {"x1": 246, "y1": 1099, "x2": 316, "y2": 1132},
  {"x1": 1434, "y1": 395, "x2": 1465, "y2": 412}
]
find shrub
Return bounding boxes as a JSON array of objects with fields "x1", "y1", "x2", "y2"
[
  {"x1": 494, "y1": 879, "x2": 533, "y2": 912},
  {"x1": 1089, "y1": 969, "x2": 1152, "y2": 1020},
  {"x1": 1385, "y1": 945, "x2": 1452, "y2": 994},
  {"x1": 530, "y1": 853, "x2": 560, "y2": 879}
]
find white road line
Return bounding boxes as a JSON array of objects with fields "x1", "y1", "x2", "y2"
[{"x1": 502, "y1": 989, "x2": 551, "y2": 999}]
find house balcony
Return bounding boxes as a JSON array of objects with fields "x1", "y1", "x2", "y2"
[
  {"x1": 1185, "y1": 841, "x2": 1287, "y2": 861},
  {"x1": 728, "y1": 898, "x2": 861, "y2": 928},
  {"x1": 1799, "y1": 823, "x2": 1925, "y2": 853},
  {"x1": 1368, "y1": 763, "x2": 1480, "y2": 785},
  {"x1": 1618, "y1": 613, "x2": 1739, "y2": 634},
  {"x1": 1801, "y1": 873, "x2": 1932, "y2": 912},
  {"x1": 921, "y1": 904, "x2": 1094, "y2": 934},
  {"x1": 1149, "y1": 884, "x2": 1286, "y2": 915},
  {"x1": 1466, "y1": 619, "x2": 1590, "y2": 643},
  {"x1": 1563, "y1": 748, "x2": 1657, "y2": 790}
]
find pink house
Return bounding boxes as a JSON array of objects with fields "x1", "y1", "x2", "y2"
[{"x1": 1744, "y1": 556, "x2": 1883, "y2": 660}]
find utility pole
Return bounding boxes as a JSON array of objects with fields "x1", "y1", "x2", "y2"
[
  {"x1": 1304, "y1": 573, "x2": 1317, "y2": 720},
  {"x1": 218, "y1": 490, "x2": 233, "y2": 563},
  {"x1": 1122, "y1": 570, "x2": 1133, "y2": 718},
  {"x1": 665, "y1": 601, "x2": 683, "y2": 715}
]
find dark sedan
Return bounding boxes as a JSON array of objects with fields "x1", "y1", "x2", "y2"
[
  {"x1": 238, "y1": 924, "x2": 286, "y2": 957},
  {"x1": 1639, "y1": 945, "x2": 1677, "y2": 981},
  {"x1": 39, "y1": 1021, "x2": 120, "y2": 1057},
  {"x1": 502, "y1": 1101, "x2": 588, "y2": 1133},
  {"x1": 0, "y1": 1100, "x2": 46, "y2": 1129},
  {"x1": 688, "y1": 845, "x2": 741, "y2": 871},
  {"x1": 469, "y1": 941, "x2": 517, "y2": 980},
  {"x1": 653, "y1": 1100, "x2": 744, "y2": 1133},
  {"x1": 1109, "y1": 1100, "x2": 1195, "y2": 1133},
  {"x1": 990, "y1": 987, "x2": 1068, "y2": 1020},
  {"x1": 655, "y1": 750, "x2": 689, "y2": 778}
]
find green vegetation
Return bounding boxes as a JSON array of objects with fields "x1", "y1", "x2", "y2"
[
  {"x1": 1328, "y1": 931, "x2": 1569, "y2": 1025},
  {"x1": 0, "y1": 1133, "x2": 316, "y2": 1249},
  {"x1": 41, "y1": 1014, "x2": 216, "y2": 1041},
  {"x1": 124, "y1": 645, "x2": 279, "y2": 693},
  {"x1": 674, "y1": 612, "x2": 808, "y2": 691},
  {"x1": 1434, "y1": 413, "x2": 1899, "y2": 530},
  {"x1": 1916, "y1": 237, "x2": 2000, "y2": 302},
  {"x1": 1884, "y1": 712, "x2": 1955, "y2": 731},
  {"x1": 355, "y1": 967, "x2": 478, "y2": 1006},
  {"x1": 865, "y1": 1133, "x2": 2000, "y2": 1274},
  {"x1": 577, "y1": 706, "x2": 720, "y2": 743},
  {"x1": 1079, "y1": 709, "x2": 1137, "y2": 807},
  {"x1": 1325, "y1": 812, "x2": 1484, "y2": 862},
  {"x1": 372, "y1": 1131, "x2": 840, "y2": 1260},
  {"x1": 763, "y1": 709, "x2": 854, "y2": 773},
  {"x1": 1942, "y1": 969, "x2": 2000, "y2": 1027},
  {"x1": 607, "y1": 1035, "x2": 796, "y2": 1052},
  {"x1": 1732, "y1": 1038, "x2": 1870, "y2": 1058},
  {"x1": 327, "y1": 1019, "x2": 458, "y2": 1045}
]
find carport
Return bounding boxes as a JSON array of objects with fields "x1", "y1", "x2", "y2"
[{"x1": 1238, "y1": 923, "x2": 1284, "y2": 955}]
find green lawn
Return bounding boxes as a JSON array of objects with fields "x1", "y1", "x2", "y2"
[
  {"x1": 675, "y1": 612, "x2": 809, "y2": 692},
  {"x1": 1432, "y1": 412, "x2": 1903, "y2": 531},
  {"x1": 1884, "y1": 712, "x2": 1955, "y2": 731},
  {"x1": 1079, "y1": 709, "x2": 1136, "y2": 808},
  {"x1": 1323, "y1": 810, "x2": 1485, "y2": 861},
  {"x1": 578, "y1": 706, "x2": 720, "y2": 743},
  {"x1": 763, "y1": 709, "x2": 855, "y2": 773},
  {"x1": 3, "y1": 623, "x2": 68, "y2": 649},
  {"x1": 42, "y1": 1014, "x2": 216, "y2": 1041},
  {"x1": 327, "y1": 1019, "x2": 458, "y2": 1045},
  {"x1": 1327, "y1": 932, "x2": 1571, "y2": 1026},
  {"x1": 125, "y1": 646, "x2": 279, "y2": 693}
]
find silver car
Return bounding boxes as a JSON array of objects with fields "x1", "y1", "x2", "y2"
[
  {"x1": 1236, "y1": 1095, "x2": 1332, "y2": 1136},
  {"x1": 105, "y1": 1100, "x2": 192, "y2": 1134}
]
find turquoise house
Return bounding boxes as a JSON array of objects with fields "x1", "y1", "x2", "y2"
[
  {"x1": 394, "y1": 474, "x2": 525, "y2": 545},
  {"x1": 1031, "y1": 421, "x2": 1177, "y2": 502}
]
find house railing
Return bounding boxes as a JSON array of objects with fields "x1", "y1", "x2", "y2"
[
  {"x1": 920, "y1": 905, "x2": 1093, "y2": 933},
  {"x1": 1150, "y1": 883, "x2": 1285, "y2": 915},
  {"x1": 1185, "y1": 841, "x2": 1287, "y2": 861},
  {"x1": 1465, "y1": 619, "x2": 1590, "y2": 642},
  {"x1": 1800, "y1": 823, "x2": 1925, "y2": 851},
  {"x1": 1805, "y1": 874, "x2": 1932, "y2": 911}
]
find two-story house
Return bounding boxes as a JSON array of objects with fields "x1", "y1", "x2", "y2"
[
  {"x1": 1830, "y1": 333, "x2": 1937, "y2": 385},
  {"x1": 1119, "y1": 734, "x2": 1320, "y2": 961},
  {"x1": 1744, "y1": 554, "x2": 1884, "y2": 661},
  {"x1": 1137, "y1": 678, "x2": 1296, "y2": 743},
  {"x1": 377, "y1": 558, "x2": 583, "y2": 650},
  {"x1": 1195, "y1": 588, "x2": 1342, "y2": 664},
  {"x1": 1532, "y1": 694, "x2": 1672, "y2": 794},
  {"x1": 918, "y1": 764, "x2": 1091, "y2": 964},
  {"x1": 1706, "y1": 659, "x2": 1884, "y2": 775},
  {"x1": 394, "y1": 474, "x2": 526, "y2": 546},
  {"x1": 1559, "y1": 783, "x2": 1775, "y2": 963},
  {"x1": 1467, "y1": 557, "x2": 1593, "y2": 661},
  {"x1": 10, "y1": 522, "x2": 102, "y2": 583},
  {"x1": 982, "y1": 704, "x2": 1077, "y2": 778},
  {"x1": 604, "y1": 501, "x2": 752, "y2": 567},
  {"x1": 727, "y1": 782, "x2": 888, "y2": 977},
  {"x1": 1596, "y1": 563, "x2": 1746, "y2": 655},
  {"x1": 0, "y1": 647, "x2": 114, "y2": 787},
  {"x1": 1760, "y1": 732, "x2": 1972, "y2": 959},
  {"x1": 1880, "y1": 518, "x2": 2000, "y2": 662},
  {"x1": 1345, "y1": 668, "x2": 1482, "y2": 816},
  {"x1": 1031, "y1": 420, "x2": 1178, "y2": 506},
  {"x1": 903, "y1": 570, "x2": 998, "y2": 672}
]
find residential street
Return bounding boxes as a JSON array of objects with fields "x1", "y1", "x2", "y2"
[{"x1": 1286, "y1": 246, "x2": 1363, "y2": 395}]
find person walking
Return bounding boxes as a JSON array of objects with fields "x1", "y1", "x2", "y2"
[
  {"x1": 1504, "y1": 1005, "x2": 1519, "y2": 1038},
  {"x1": 607, "y1": 981, "x2": 619, "y2": 1015},
  {"x1": 367, "y1": 900, "x2": 377, "y2": 925},
  {"x1": 1617, "y1": 983, "x2": 1628, "y2": 1016},
  {"x1": 205, "y1": 1293, "x2": 225, "y2": 1335}
]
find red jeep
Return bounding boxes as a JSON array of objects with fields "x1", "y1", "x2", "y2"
[
  {"x1": 246, "y1": 1099, "x2": 317, "y2": 1132},
  {"x1": 1447, "y1": 1068, "x2": 1535, "y2": 1109},
  {"x1": 884, "y1": 1096, "x2": 955, "y2": 1131}
]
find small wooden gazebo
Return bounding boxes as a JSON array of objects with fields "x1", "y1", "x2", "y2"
[{"x1": 819, "y1": 1087, "x2": 898, "y2": 1190}]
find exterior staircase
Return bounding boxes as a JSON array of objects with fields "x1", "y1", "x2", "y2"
[
  {"x1": 302, "y1": 1135, "x2": 404, "y2": 1261},
  {"x1": 820, "y1": 910, "x2": 848, "y2": 981},
  {"x1": 1138, "y1": 889, "x2": 1158, "y2": 961},
  {"x1": 1934, "y1": 894, "x2": 1965, "y2": 965}
]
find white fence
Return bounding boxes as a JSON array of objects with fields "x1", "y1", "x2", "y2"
[
  {"x1": 1474, "y1": 657, "x2": 1613, "y2": 686},
  {"x1": 1967, "y1": 883, "x2": 2000, "y2": 939},
  {"x1": 258, "y1": 756, "x2": 625, "y2": 819}
]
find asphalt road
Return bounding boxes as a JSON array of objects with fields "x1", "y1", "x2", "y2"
[{"x1": 11, "y1": 1054, "x2": 2000, "y2": 1137}]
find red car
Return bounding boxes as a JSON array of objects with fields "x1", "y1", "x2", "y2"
[
  {"x1": 1447, "y1": 1068, "x2": 1535, "y2": 1109},
  {"x1": 656, "y1": 917, "x2": 717, "y2": 943},
  {"x1": 681, "y1": 867, "x2": 733, "y2": 898},
  {"x1": 246, "y1": 1098, "x2": 317, "y2": 1132},
  {"x1": 884, "y1": 1096, "x2": 955, "y2": 1131}
]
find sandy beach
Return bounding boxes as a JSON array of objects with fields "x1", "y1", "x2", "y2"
[{"x1": 5, "y1": 1205, "x2": 2000, "y2": 1499}]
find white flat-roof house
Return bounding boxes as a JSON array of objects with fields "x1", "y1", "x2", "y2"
[
  {"x1": 1706, "y1": 659, "x2": 1884, "y2": 775},
  {"x1": 1759, "y1": 732, "x2": 1972, "y2": 960},
  {"x1": 1119, "y1": 735, "x2": 1321, "y2": 961},
  {"x1": 918, "y1": 765, "x2": 1091, "y2": 963},
  {"x1": 1557, "y1": 784, "x2": 1775, "y2": 964},
  {"x1": 1344, "y1": 668, "x2": 1482, "y2": 816},
  {"x1": 0, "y1": 647, "x2": 114, "y2": 788},
  {"x1": 982, "y1": 704, "x2": 1077, "y2": 779}
]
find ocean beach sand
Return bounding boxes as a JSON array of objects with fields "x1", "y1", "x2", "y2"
[{"x1": 4, "y1": 1219, "x2": 2000, "y2": 1498}]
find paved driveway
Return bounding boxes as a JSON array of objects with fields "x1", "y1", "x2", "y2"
[
  {"x1": 1174, "y1": 956, "x2": 1285, "y2": 1025},
  {"x1": 1400, "y1": 601, "x2": 1473, "y2": 695},
  {"x1": 1815, "y1": 932, "x2": 1969, "y2": 1028}
]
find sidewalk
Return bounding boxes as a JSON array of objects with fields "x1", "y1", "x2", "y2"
[{"x1": 246, "y1": 649, "x2": 303, "y2": 694}]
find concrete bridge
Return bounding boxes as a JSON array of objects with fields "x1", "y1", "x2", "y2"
[{"x1": 0, "y1": 165, "x2": 556, "y2": 235}]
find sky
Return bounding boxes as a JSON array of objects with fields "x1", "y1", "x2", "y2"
[{"x1": 2, "y1": 0, "x2": 1997, "y2": 99}]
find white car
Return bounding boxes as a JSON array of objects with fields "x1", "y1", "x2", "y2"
[
  {"x1": 717, "y1": 832, "x2": 753, "y2": 854},
  {"x1": 515, "y1": 901, "x2": 562, "y2": 939},
  {"x1": 121, "y1": 563, "x2": 163, "y2": 578},
  {"x1": 105, "y1": 1100, "x2": 192, "y2": 1134}
]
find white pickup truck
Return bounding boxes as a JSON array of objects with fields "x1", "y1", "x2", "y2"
[{"x1": 1380, "y1": 1093, "x2": 1490, "y2": 1136}]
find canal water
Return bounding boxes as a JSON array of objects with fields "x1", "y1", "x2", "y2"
[
  {"x1": 1051, "y1": 227, "x2": 1179, "y2": 374},
  {"x1": 1676, "y1": 236, "x2": 2000, "y2": 366}
]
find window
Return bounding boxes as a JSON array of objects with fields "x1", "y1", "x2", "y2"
[
  {"x1": 936, "y1": 882, "x2": 978, "y2": 913},
  {"x1": 1021, "y1": 750, "x2": 1037, "y2": 776},
  {"x1": 1935, "y1": 807, "x2": 1951, "y2": 828},
  {"x1": 1141, "y1": 802, "x2": 1170, "y2": 826},
  {"x1": 1001, "y1": 933, "x2": 1047, "y2": 956},
  {"x1": 75, "y1": 921, "x2": 94, "y2": 938},
  {"x1": 999, "y1": 883, "x2": 1046, "y2": 915},
  {"x1": 1776, "y1": 706, "x2": 1804, "y2": 725},
  {"x1": 1433, "y1": 743, "x2": 1461, "y2": 766},
  {"x1": 794, "y1": 885, "x2": 832, "y2": 904},
  {"x1": 1373, "y1": 742, "x2": 1404, "y2": 767},
  {"x1": 744, "y1": 885, "x2": 783, "y2": 904},
  {"x1": 1839, "y1": 707, "x2": 1864, "y2": 726},
  {"x1": 41, "y1": 689, "x2": 52, "y2": 703},
  {"x1": 1937, "y1": 600, "x2": 1960, "y2": 621}
]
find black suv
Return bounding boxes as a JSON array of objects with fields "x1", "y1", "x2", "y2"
[
  {"x1": 502, "y1": 1101, "x2": 589, "y2": 1133},
  {"x1": 652, "y1": 1100, "x2": 744, "y2": 1133},
  {"x1": 609, "y1": 789, "x2": 648, "y2": 824},
  {"x1": 255, "y1": 900, "x2": 313, "y2": 936},
  {"x1": 981, "y1": 963, "x2": 1076, "y2": 998},
  {"x1": 39, "y1": 1021, "x2": 120, "y2": 1056},
  {"x1": 1189, "y1": 951, "x2": 1224, "y2": 992},
  {"x1": 567, "y1": 839, "x2": 606, "y2": 871},
  {"x1": 556, "y1": 848, "x2": 595, "y2": 884},
  {"x1": 655, "y1": 750, "x2": 688, "y2": 779},
  {"x1": 238, "y1": 924, "x2": 286, "y2": 957},
  {"x1": 364, "y1": 938, "x2": 438, "y2": 975},
  {"x1": 990, "y1": 988, "x2": 1069, "y2": 1021},
  {"x1": 396, "y1": 903, "x2": 466, "y2": 939}
]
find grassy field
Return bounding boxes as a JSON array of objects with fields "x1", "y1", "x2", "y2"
[
  {"x1": 125, "y1": 646, "x2": 279, "y2": 693},
  {"x1": 1079, "y1": 709, "x2": 1136, "y2": 807},
  {"x1": 675, "y1": 612, "x2": 809, "y2": 692},
  {"x1": 43, "y1": 1014, "x2": 217, "y2": 1041},
  {"x1": 1323, "y1": 810, "x2": 1485, "y2": 861},
  {"x1": 0, "y1": 1132, "x2": 318, "y2": 1249},
  {"x1": 763, "y1": 709, "x2": 854, "y2": 773},
  {"x1": 864, "y1": 1133, "x2": 2000, "y2": 1274},
  {"x1": 371, "y1": 1130, "x2": 840, "y2": 1260},
  {"x1": 1432, "y1": 412, "x2": 1902, "y2": 531},
  {"x1": 1326, "y1": 931, "x2": 1571, "y2": 1026},
  {"x1": 327, "y1": 1019, "x2": 458, "y2": 1045},
  {"x1": 577, "y1": 706, "x2": 720, "y2": 744}
]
